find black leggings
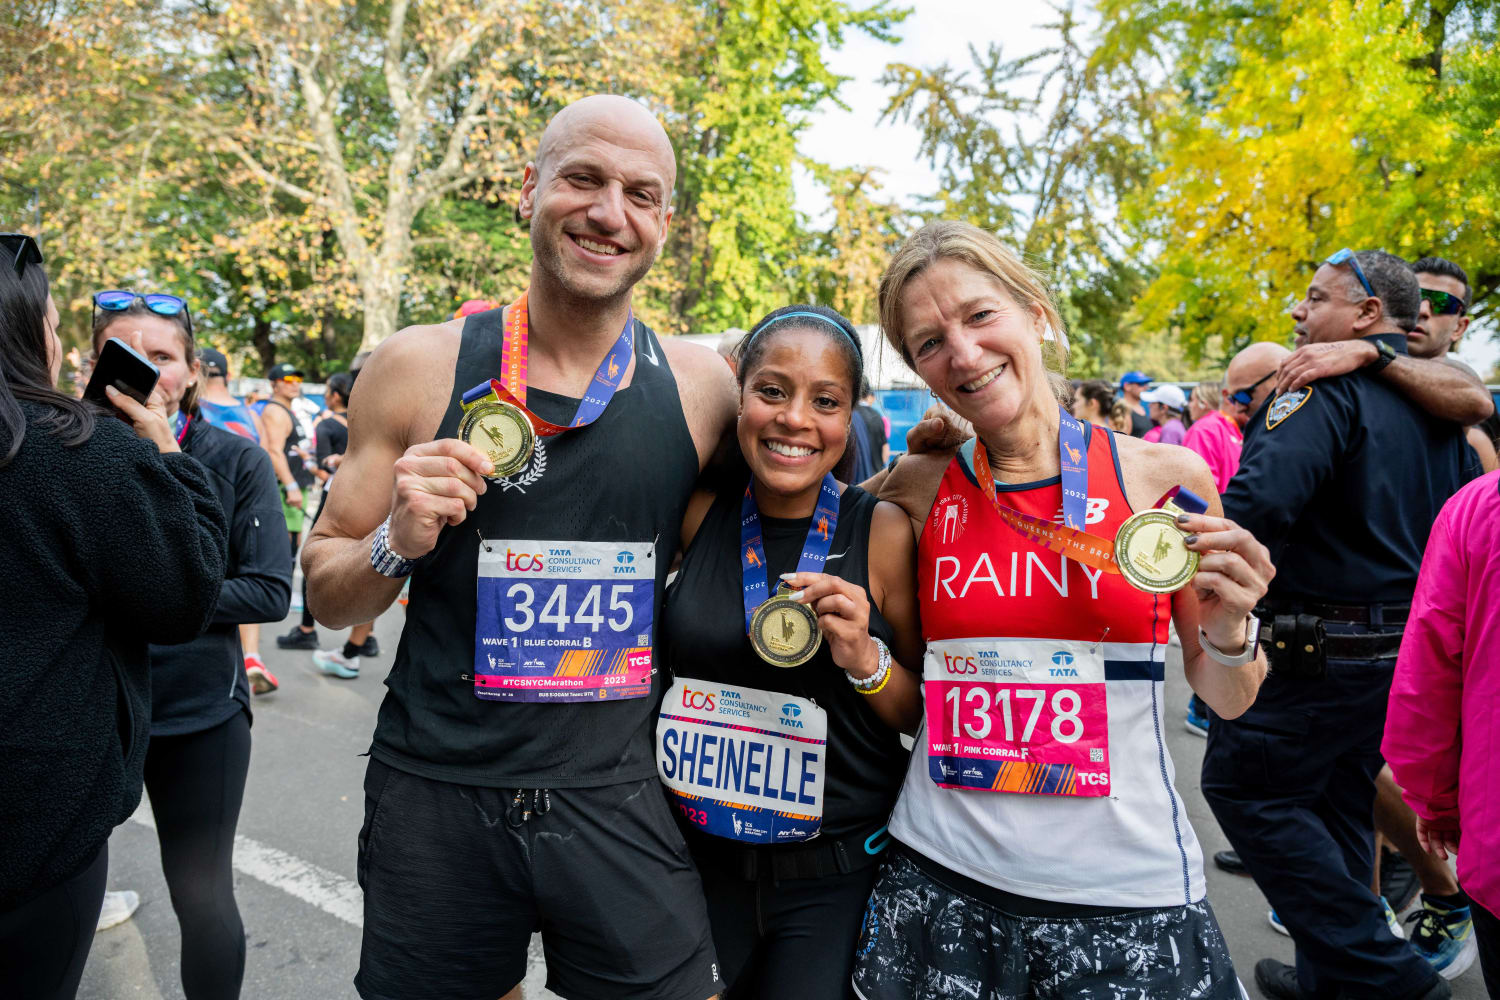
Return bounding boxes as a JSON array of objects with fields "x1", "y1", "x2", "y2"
[
  {"x1": 144, "y1": 710, "x2": 252, "y2": 1000},
  {"x1": 1473, "y1": 893, "x2": 1500, "y2": 999},
  {"x1": 0, "y1": 843, "x2": 108, "y2": 1000}
]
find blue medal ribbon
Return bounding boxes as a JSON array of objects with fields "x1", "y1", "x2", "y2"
[
  {"x1": 1057, "y1": 405, "x2": 1089, "y2": 530},
  {"x1": 740, "y1": 474, "x2": 841, "y2": 634}
]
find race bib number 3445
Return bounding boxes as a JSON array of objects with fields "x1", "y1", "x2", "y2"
[
  {"x1": 475, "y1": 539, "x2": 655, "y2": 702},
  {"x1": 924, "y1": 638, "x2": 1110, "y2": 797}
]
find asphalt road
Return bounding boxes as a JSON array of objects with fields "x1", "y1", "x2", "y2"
[{"x1": 80, "y1": 609, "x2": 1488, "y2": 999}]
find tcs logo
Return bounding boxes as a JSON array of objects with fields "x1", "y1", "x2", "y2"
[
  {"x1": 505, "y1": 549, "x2": 545, "y2": 572},
  {"x1": 682, "y1": 687, "x2": 716, "y2": 712},
  {"x1": 942, "y1": 652, "x2": 978, "y2": 675},
  {"x1": 1077, "y1": 772, "x2": 1109, "y2": 787}
]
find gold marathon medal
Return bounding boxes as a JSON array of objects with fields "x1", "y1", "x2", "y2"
[
  {"x1": 1113, "y1": 500, "x2": 1200, "y2": 594},
  {"x1": 749, "y1": 583, "x2": 822, "y2": 668},
  {"x1": 458, "y1": 397, "x2": 535, "y2": 481}
]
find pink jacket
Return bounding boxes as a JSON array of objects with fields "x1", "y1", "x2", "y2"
[
  {"x1": 1383, "y1": 470, "x2": 1500, "y2": 913},
  {"x1": 1182, "y1": 410, "x2": 1243, "y2": 494}
]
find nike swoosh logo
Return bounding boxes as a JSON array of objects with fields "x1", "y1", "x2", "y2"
[
  {"x1": 641, "y1": 323, "x2": 659, "y2": 367},
  {"x1": 826, "y1": 549, "x2": 848, "y2": 562}
]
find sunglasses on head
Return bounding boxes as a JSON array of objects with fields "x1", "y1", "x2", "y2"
[
  {"x1": 92, "y1": 290, "x2": 193, "y2": 333},
  {"x1": 0, "y1": 232, "x2": 43, "y2": 277},
  {"x1": 1420, "y1": 288, "x2": 1465, "y2": 317},
  {"x1": 1228, "y1": 370, "x2": 1275, "y2": 407},
  {"x1": 1324, "y1": 248, "x2": 1375, "y2": 299}
]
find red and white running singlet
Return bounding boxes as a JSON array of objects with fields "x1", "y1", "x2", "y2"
[{"x1": 888, "y1": 425, "x2": 1207, "y2": 907}]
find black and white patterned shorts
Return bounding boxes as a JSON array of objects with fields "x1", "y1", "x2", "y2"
[{"x1": 851, "y1": 852, "x2": 1244, "y2": 1000}]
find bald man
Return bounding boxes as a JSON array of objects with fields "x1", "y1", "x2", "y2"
[{"x1": 304, "y1": 95, "x2": 733, "y2": 1000}]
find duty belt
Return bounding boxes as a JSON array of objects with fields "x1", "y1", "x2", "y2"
[{"x1": 1263, "y1": 601, "x2": 1409, "y2": 626}]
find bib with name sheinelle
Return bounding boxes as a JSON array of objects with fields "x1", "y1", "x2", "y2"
[
  {"x1": 657, "y1": 678, "x2": 828, "y2": 844},
  {"x1": 890, "y1": 424, "x2": 1206, "y2": 908}
]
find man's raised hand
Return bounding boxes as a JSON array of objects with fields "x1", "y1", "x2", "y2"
[{"x1": 387, "y1": 439, "x2": 495, "y2": 559}]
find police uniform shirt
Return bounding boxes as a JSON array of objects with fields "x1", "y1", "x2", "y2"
[{"x1": 1221, "y1": 333, "x2": 1481, "y2": 605}]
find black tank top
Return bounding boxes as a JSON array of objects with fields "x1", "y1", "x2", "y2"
[
  {"x1": 660, "y1": 485, "x2": 909, "y2": 839},
  {"x1": 266, "y1": 400, "x2": 315, "y2": 489},
  {"x1": 371, "y1": 308, "x2": 698, "y2": 787}
]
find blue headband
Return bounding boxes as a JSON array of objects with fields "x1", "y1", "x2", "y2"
[{"x1": 746, "y1": 310, "x2": 862, "y2": 360}]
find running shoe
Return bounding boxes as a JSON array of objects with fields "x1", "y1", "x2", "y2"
[
  {"x1": 313, "y1": 648, "x2": 360, "y2": 679},
  {"x1": 1383, "y1": 896, "x2": 1407, "y2": 939},
  {"x1": 96, "y1": 890, "x2": 139, "y2": 931},
  {"x1": 1213, "y1": 849, "x2": 1251, "y2": 876},
  {"x1": 244, "y1": 653, "x2": 279, "y2": 695},
  {"x1": 1253, "y1": 958, "x2": 1305, "y2": 999},
  {"x1": 1184, "y1": 694, "x2": 1209, "y2": 737},
  {"x1": 276, "y1": 624, "x2": 319, "y2": 650},
  {"x1": 1380, "y1": 846, "x2": 1421, "y2": 912},
  {"x1": 1406, "y1": 897, "x2": 1477, "y2": 980},
  {"x1": 353, "y1": 635, "x2": 380, "y2": 658},
  {"x1": 1268, "y1": 908, "x2": 1289, "y2": 936},
  {"x1": 290, "y1": 589, "x2": 304, "y2": 614}
]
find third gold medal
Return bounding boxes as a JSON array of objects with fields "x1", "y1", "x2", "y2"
[{"x1": 1113, "y1": 486, "x2": 1209, "y2": 594}]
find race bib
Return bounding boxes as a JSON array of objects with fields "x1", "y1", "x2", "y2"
[
  {"x1": 924, "y1": 638, "x2": 1110, "y2": 797},
  {"x1": 657, "y1": 679, "x2": 827, "y2": 844},
  {"x1": 475, "y1": 539, "x2": 655, "y2": 702}
]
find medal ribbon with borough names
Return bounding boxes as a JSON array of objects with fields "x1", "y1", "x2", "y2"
[
  {"x1": 741, "y1": 475, "x2": 840, "y2": 667},
  {"x1": 972, "y1": 406, "x2": 1119, "y2": 574},
  {"x1": 971, "y1": 407, "x2": 1209, "y2": 592},
  {"x1": 459, "y1": 290, "x2": 635, "y2": 480}
]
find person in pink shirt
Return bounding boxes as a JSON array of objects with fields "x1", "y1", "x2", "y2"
[
  {"x1": 1383, "y1": 470, "x2": 1500, "y2": 994},
  {"x1": 1182, "y1": 380, "x2": 1244, "y2": 494}
]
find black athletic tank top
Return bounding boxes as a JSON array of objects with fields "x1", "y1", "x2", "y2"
[
  {"x1": 660, "y1": 485, "x2": 909, "y2": 839},
  {"x1": 266, "y1": 400, "x2": 315, "y2": 489},
  {"x1": 371, "y1": 309, "x2": 698, "y2": 787}
]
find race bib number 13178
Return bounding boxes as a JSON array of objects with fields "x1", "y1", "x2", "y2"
[{"x1": 474, "y1": 539, "x2": 655, "y2": 702}]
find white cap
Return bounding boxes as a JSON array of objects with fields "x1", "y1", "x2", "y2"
[{"x1": 1140, "y1": 384, "x2": 1187, "y2": 411}]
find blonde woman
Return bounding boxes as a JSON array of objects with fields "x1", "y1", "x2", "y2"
[{"x1": 854, "y1": 221, "x2": 1274, "y2": 997}]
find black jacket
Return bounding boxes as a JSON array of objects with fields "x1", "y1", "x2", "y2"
[
  {"x1": 0, "y1": 402, "x2": 226, "y2": 910},
  {"x1": 149, "y1": 417, "x2": 292, "y2": 736}
]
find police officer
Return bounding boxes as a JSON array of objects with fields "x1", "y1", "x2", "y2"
[{"x1": 1203, "y1": 249, "x2": 1480, "y2": 1000}]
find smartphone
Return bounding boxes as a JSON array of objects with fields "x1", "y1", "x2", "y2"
[{"x1": 84, "y1": 337, "x2": 159, "y2": 406}]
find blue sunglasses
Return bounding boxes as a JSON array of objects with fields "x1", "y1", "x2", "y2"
[
  {"x1": 92, "y1": 290, "x2": 193, "y2": 333},
  {"x1": 1228, "y1": 370, "x2": 1275, "y2": 407},
  {"x1": 1324, "y1": 248, "x2": 1375, "y2": 299}
]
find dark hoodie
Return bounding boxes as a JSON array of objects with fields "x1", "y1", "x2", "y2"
[{"x1": 0, "y1": 402, "x2": 226, "y2": 910}]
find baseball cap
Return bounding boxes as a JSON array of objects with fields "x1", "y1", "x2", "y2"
[
  {"x1": 1119, "y1": 370, "x2": 1152, "y2": 386},
  {"x1": 1140, "y1": 384, "x2": 1187, "y2": 411},
  {"x1": 198, "y1": 347, "x2": 228, "y2": 377},
  {"x1": 267, "y1": 363, "x2": 304, "y2": 381}
]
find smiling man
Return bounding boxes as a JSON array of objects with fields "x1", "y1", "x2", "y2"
[{"x1": 302, "y1": 95, "x2": 735, "y2": 1000}]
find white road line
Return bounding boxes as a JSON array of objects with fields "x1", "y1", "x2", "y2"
[{"x1": 129, "y1": 800, "x2": 364, "y2": 928}]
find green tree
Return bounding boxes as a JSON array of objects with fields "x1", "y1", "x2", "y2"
[
  {"x1": 1101, "y1": 0, "x2": 1500, "y2": 356},
  {"x1": 647, "y1": 0, "x2": 905, "y2": 334},
  {"x1": 878, "y1": 3, "x2": 1159, "y2": 372}
]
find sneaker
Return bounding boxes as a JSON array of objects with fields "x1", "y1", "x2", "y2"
[
  {"x1": 1379, "y1": 847, "x2": 1421, "y2": 912},
  {"x1": 244, "y1": 654, "x2": 279, "y2": 695},
  {"x1": 1184, "y1": 694, "x2": 1209, "y2": 737},
  {"x1": 1213, "y1": 849, "x2": 1251, "y2": 876},
  {"x1": 352, "y1": 635, "x2": 380, "y2": 658},
  {"x1": 1268, "y1": 908, "x2": 1289, "y2": 936},
  {"x1": 1253, "y1": 958, "x2": 1307, "y2": 1000},
  {"x1": 276, "y1": 625, "x2": 319, "y2": 650},
  {"x1": 1406, "y1": 897, "x2": 1477, "y2": 980},
  {"x1": 313, "y1": 648, "x2": 360, "y2": 679},
  {"x1": 96, "y1": 889, "x2": 139, "y2": 931},
  {"x1": 290, "y1": 589, "x2": 304, "y2": 614},
  {"x1": 1382, "y1": 896, "x2": 1406, "y2": 940}
]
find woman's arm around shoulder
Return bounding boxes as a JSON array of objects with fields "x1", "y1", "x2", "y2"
[{"x1": 874, "y1": 451, "x2": 951, "y2": 542}]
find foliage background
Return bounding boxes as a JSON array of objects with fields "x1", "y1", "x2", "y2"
[{"x1": 3, "y1": 0, "x2": 1496, "y2": 380}]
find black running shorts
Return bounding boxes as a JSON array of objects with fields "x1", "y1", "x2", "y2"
[
  {"x1": 851, "y1": 851, "x2": 1243, "y2": 1000},
  {"x1": 354, "y1": 760, "x2": 722, "y2": 1000}
]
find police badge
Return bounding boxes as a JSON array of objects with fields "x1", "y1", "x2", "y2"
[{"x1": 1266, "y1": 386, "x2": 1313, "y2": 430}]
